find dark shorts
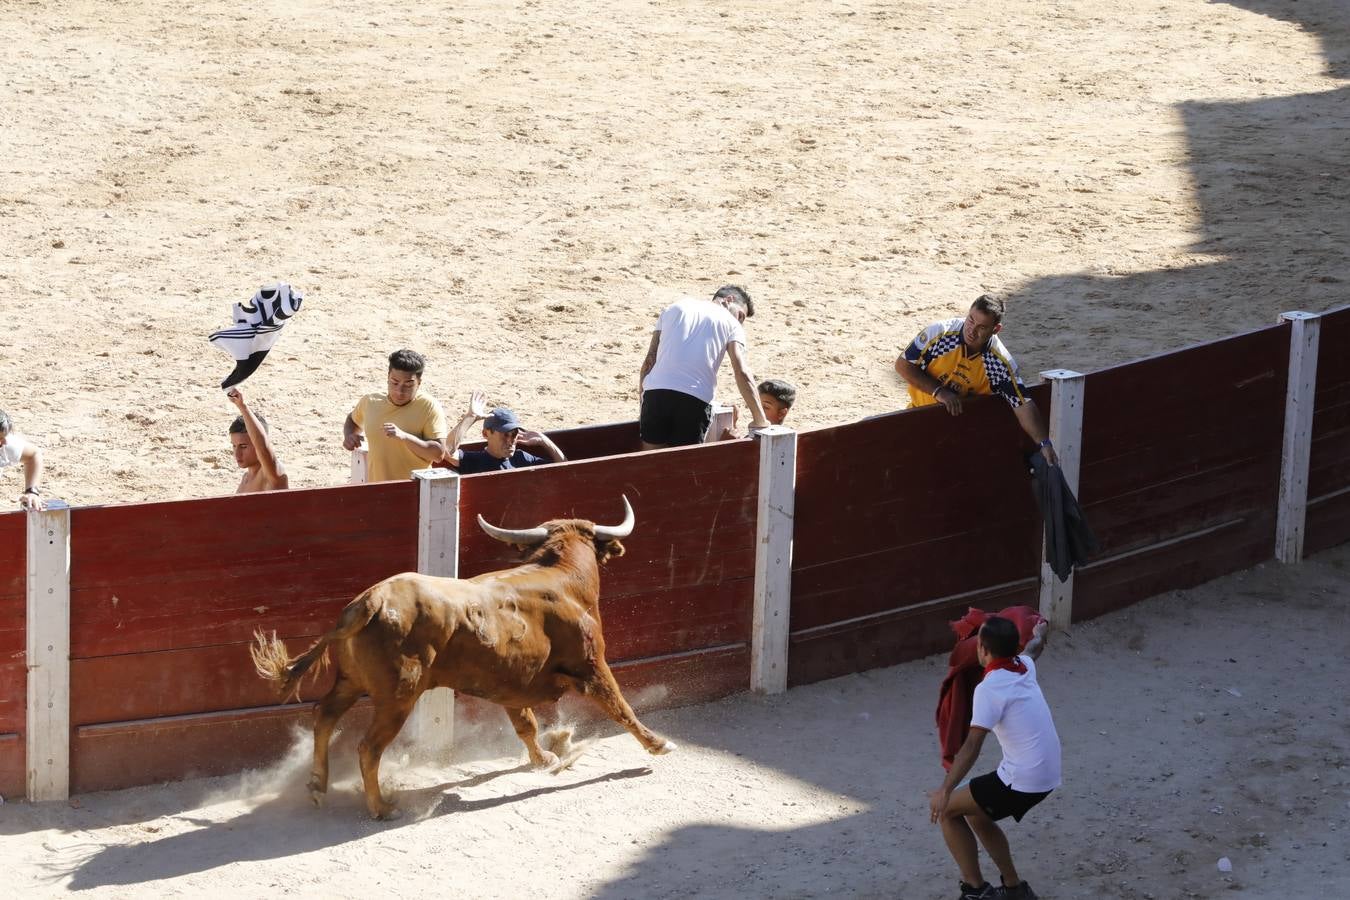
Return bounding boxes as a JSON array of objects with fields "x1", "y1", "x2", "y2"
[
  {"x1": 969, "y1": 771, "x2": 1052, "y2": 823},
  {"x1": 640, "y1": 389, "x2": 712, "y2": 446}
]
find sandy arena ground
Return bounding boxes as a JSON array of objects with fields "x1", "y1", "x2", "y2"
[
  {"x1": 1, "y1": 0, "x2": 1347, "y2": 506},
  {"x1": 3, "y1": 0, "x2": 1349, "y2": 897},
  {"x1": 2, "y1": 545, "x2": 1348, "y2": 899}
]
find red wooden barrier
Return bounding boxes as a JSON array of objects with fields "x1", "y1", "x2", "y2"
[
  {"x1": 0, "y1": 511, "x2": 25, "y2": 797},
  {"x1": 66, "y1": 481, "x2": 417, "y2": 792},
  {"x1": 788, "y1": 391, "x2": 1044, "y2": 686},
  {"x1": 5, "y1": 312, "x2": 1349, "y2": 797},
  {"x1": 1306, "y1": 305, "x2": 1350, "y2": 555},
  {"x1": 1072, "y1": 325, "x2": 1287, "y2": 620}
]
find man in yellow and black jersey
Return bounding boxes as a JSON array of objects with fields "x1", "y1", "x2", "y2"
[{"x1": 895, "y1": 295, "x2": 1058, "y2": 466}]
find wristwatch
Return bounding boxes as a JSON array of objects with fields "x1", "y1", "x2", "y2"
[
  {"x1": 22, "y1": 487, "x2": 40, "y2": 495},
  {"x1": 1038, "y1": 439, "x2": 1053, "y2": 449}
]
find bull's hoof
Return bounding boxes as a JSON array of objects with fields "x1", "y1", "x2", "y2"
[
  {"x1": 371, "y1": 803, "x2": 402, "y2": 821},
  {"x1": 531, "y1": 750, "x2": 560, "y2": 770},
  {"x1": 309, "y1": 788, "x2": 326, "y2": 808},
  {"x1": 649, "y1": 739, "x2": 677, "y2": 755}
]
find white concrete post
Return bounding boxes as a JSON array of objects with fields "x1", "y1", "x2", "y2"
[
  {"x1": 1276, "y1": 311, "x2": 1321, "y2": 564},
  {"x1": 26, "y1": 505, "x2": 71, "y2": 802},
  {"x1": 405, "y1": 468, "x2": 459, "y2": 755},
  {"x1": 705, "y1": 402, "x2": 735, "y2": 442},
  {"x1": 348, "y1": 442, "x2": 368, "y2": 484},
  {"x1": 750, "y1": 425, "x2": 796, "y2": 694},
  {"x1": 1038, "y1": 370, "x2": 1085, "y2": 631}
]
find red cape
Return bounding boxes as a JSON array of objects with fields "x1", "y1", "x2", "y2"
[{"x1": 935, "y1": 605, "x2": 1044, "y2": 770}]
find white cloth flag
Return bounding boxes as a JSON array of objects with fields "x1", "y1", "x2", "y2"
[{"x1": 208, "y1": 284, "x2": 304, "y2": 388}]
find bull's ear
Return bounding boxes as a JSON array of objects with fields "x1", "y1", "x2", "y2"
[{"x1": 596, "y1": 538, "x2": 625, "y2": 564}]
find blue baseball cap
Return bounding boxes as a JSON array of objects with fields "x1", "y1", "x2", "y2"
[{"x1": 485, "y1": 407, "x2": 522, "y2": 432}]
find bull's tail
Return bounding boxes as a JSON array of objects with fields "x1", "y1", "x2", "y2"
[{"x1": 250, "y1": 588, "x2": 384, "y2": 701}]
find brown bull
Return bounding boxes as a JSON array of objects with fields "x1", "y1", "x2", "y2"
[{"x1": 251, "y1": 496, "x2": 674, "y2": 819}]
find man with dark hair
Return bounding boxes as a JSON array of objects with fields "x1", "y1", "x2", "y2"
[
  {"x1": 342, "y1": 349, "x2": 449, "y2": 482},
  {"x1": 443, "y1": 391, "x2": 566, "y2": 475},
  {"x1": 895, "y1": 295, "x2": 1058, "y2": 466},
  {"x1": 638, "y1": 285, "x2": 769, "y2": 450},
  {"x1": 929, "y1": 616, "x2": 1059, "y2": 900},
  {"x1": 0, "y1": 409, "x2": 46, "y2": 510},
  {"x1": 227, "y1": 387, "x2": 288, "y2": 493}
]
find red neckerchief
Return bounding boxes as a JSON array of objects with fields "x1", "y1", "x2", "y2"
[{"x1": 983, "y1": 656, "x2": 1027, "y2": 678}]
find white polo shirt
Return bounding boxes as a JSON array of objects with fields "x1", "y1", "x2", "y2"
[
  {"x1": 970, "y1": 656, "x2": 1062, "y2": 793},
  {"x1": 641, "y1": 297, "x2": 747, "y2": 403},
  {"x1": 0, "y1": 432, "x2": 29, "y2": 468}
]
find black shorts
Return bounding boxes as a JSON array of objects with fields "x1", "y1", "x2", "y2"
[
  {"x1": 640, "y1": 389, "x2": 712, "y2": 446},
  {"x1": 969, "y1": 771, "x2": 1052, "y2": 823}
]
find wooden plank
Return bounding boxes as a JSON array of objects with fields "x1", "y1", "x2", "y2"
[
  {"x1": 791, "y1": 398, "x2": 1042, "y2": 635},
  {"x1": 1305, "y1": 491, "x2": 1350, "y2": 556},
  {"x1": 27, "y1": 505, "x2": 71, "y2": 801},
  {"x1": 1072, "y1": 514, "x2": 1273, "y2": 621},
  {"x1": 603, "y1": 577, "x2": 753, "y2": 661},
  {"x1": 790, "y1": 517, "x2": 1040, "y2": 631},
  {"x1": 70, "y1": 641, "x2": 337, "y2": 725},
  {"x1": 1306, "y1": 306, "x2": 1350, "y2": 552},
  {"x1": 0, "y1": 511, "x2": 25, "y2": 737},
  {"x1": 751, "y1": 426, "x2": 796, "y2": 694},
  {"x1": 787, "y1": 579, "x2": 1038, "y2": 687},
  {"x1": 1038, "y1": 370, "x2": 1085, "y2": 630},
  {"x1": 792, "y1": 400, "x2": 1038, "y2": 571},
  {"x1": 1076, "y1": 328, "x2": 1286, "y2": 560},
  {"x1": 69, "y1": 481, "x2": 418, "y2": 658},
  {"x1": 407, "y1": 469, "x2": 460, "y2": 754},
  {"x1": 1275, "y1": 313, "x2": 1321, "y2": 562},
  {"x1": 547, "y1": 420, "x2": 642, "y2": 461},
  {"x1": 1078, "y1": 326, "x2": 1288, "y2": 470},
  {"x1": 71, "y1": 702, "x2": 375, "y2": 795},
  {"x1": 0, "y1": 662, "x2": 24, "y2": 734},
  {"x1": 1081, "y1": 455, "x2": 1281, "y2": 554},
  {"x1": 0, "y1": 732, "x2": 22, "y2": 799}
]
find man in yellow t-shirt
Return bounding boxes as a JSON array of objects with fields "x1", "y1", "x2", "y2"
[
  {"x1": 342, "y1": 349, "x2": 450, "y2": 482},
  {"x1": 894, "y1": 295, "x2": 1058, "y2": 466}
]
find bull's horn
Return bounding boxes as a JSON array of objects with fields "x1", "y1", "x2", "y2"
[
  {"x1": 593, "y1": 495, "x2": 635, "y2": 541},
  {"x1": 477, "y1": 514, "x2": 549, "y2": 546}
]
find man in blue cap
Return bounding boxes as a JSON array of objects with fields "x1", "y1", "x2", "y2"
[{"x1": 444, "y1": 390, "x2": 566, "y2": 475}]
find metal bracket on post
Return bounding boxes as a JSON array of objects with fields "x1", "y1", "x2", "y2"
[
  {"x1": 750, "y1": 425, "x2": 796, "y2": 694},
  {"x1": 1276, "y1": 311, "x2": 1321, "y2": 564},
  {"x1": 26, "y1": 505, "x2": 72, "y2": 802},
  {"x1": 405, "y1": 468, "x2": 459, "y2": 756},
  {"x1": 1037, "y1": 370, "x2": 1085, "y2": 631}
]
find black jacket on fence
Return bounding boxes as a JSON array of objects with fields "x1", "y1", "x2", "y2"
[{"x1": 1029, "y1": 452, "x2": 1099, "y2": 582}]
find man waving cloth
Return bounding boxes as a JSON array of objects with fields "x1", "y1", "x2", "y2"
[
  {"x1": 208, "y1": 284, "x2": 304, "y2": 389},
  {"x1": 935, "y1": 606, "x2": 1045, "y2": 772}
]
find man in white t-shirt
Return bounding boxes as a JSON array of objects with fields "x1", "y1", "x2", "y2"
[
  {"x1": 637, "y1": 286, "x2": 770, "y2": 450},
  {"x1": 0, "y1": 409, "x2": 46, "y2": 510},
  {"x1": 929, "y1": 616, "x2": 1059, "y2": 900}
]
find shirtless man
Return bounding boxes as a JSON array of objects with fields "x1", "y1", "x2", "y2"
[{"x1": 227, "y1": 387, "x2": 288, "y2": 493}]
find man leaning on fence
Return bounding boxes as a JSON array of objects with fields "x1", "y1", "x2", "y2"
[
  {"x1": 342, "y1": 349, "x2": 450, "y2": 482},
  {"x1": 638, "y1": 285, "x2": 770, "y2": 450},
  {"x1": 894, "y1": 295, "x2": 1058, "y2": 466}
]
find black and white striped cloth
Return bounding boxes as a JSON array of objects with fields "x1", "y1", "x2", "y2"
[{"x1": 208, "y1": 284, "x2": 304, "y2": 389}]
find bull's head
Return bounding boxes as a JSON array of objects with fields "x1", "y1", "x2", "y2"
[{"x1": 477, "y1": 495, "x2": 634, "y2": 564}]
